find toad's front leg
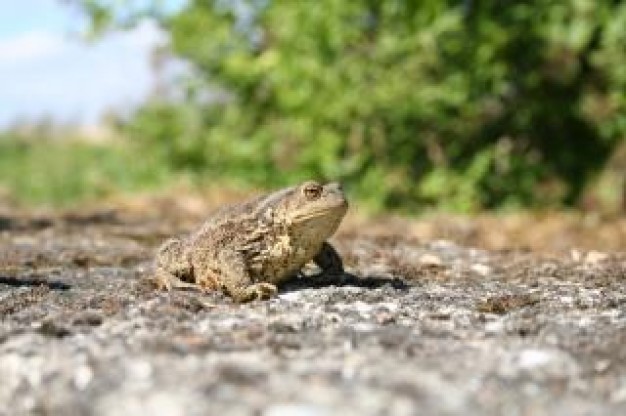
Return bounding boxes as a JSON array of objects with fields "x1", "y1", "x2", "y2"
[{"x1": 313, "y1": 242, "x2": 344, "y2": 276}]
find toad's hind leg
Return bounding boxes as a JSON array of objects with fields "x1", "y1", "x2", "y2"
[
  {"x1": 156, "y1": 238, "x2": 193, "y2": 278},
  {"x1": 153, "y1": 238, "x2": 196, "y2": 291},
  {"x1": 216, "y1": 251, "x2": 277, "y2": 302}
]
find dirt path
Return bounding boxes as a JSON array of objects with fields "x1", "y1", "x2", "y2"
[{"x1": 1, "y1": 207, "x2": 625, "y2": 415}]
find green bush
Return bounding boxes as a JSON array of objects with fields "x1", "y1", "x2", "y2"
[{"x1": 80, "y1": 0, "x2": 626, "y2": 211}]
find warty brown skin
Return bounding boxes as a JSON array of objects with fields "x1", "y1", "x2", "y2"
[{"x1": 154, "y1": 181, "x2": 348, "y2": 302}]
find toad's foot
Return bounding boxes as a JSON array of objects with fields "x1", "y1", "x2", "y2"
[
  {"x1": 234, "y1": 282, "x2": 277, "y2": 302},
  {"x1": 153, "y1": 269, "x2": 200, "y2": 292}
]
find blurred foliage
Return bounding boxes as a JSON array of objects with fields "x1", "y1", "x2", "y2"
[
  {"x1": 76, "y1": 0, "x2": 625, "y2": 211},
  {"x1": 0, "y1": 131, "x2": 170, "y2": 206}
]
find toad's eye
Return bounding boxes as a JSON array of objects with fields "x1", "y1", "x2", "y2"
[{"x1": 303, "y1": 183, "x2": 322, "y2": 200}]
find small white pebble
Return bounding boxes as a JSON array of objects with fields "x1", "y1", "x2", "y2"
[
  {"x1": 377, "y1": 302, "x2": 400, "y2": 314},
  {"x1": 264, "y1": 403, "x2": 331, "y2": 416},
  {"x1": 127, "y1": 360, "x2": 153, "y2": 381},
  {"x1": 73, "y1": 365, "x2": 93, "y2": 390},
  {"x1": 418, "y1": 254, "x2": 443, "y2": 266},
  {"x1": 471, "y1": 263, "x2": 492, "y2": 277},
  {"x1": 611, "y1": 385, "x2": 626, "y2": 403},
  {"x1": 594, "y1": 360, "x2": 611, "y2": 373},
  {"x1": 430, "y1": 239, "x2": 456, "y2": 249},
  {"x1": 278, "y1": 292, "x2": 303, "y2": 302},
  {"x1": 518, "y1": 349, "x2": 553, "y2": 369},
  {"x1": 485, "y1": 320, "x2": 504, "y2": 334},
  {"x1": 585, "y1": 251, "x2": 608, "y2": 265},
  {"x1": 353, "y1": 301, "x2": 374, "y2": 315}
]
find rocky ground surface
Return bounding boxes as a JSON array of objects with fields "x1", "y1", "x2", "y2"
[{"x1": 1, "y1": 200, "x2": 625, "y2": 416}]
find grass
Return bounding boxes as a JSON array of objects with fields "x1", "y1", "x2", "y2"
[{"x1": 0, "y1": 137, "x2": 172, "y2": 206}]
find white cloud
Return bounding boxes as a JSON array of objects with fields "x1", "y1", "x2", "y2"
[
  {"x1": 119, "y1": 20, "x2": 167, "y2": 49},
  {"x1": 0, "y1": 21, "x2": 169, "y2": 127},
  {"x1": 0, "y1": 30, "x2": 67, "y2": 64}
]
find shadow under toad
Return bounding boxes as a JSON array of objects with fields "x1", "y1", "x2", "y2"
[
  {"x1": 279, "y1": 271, "x2": 408, "y2": 294},
  {"x1": 0, "y1": 276, "x2": 71, "y2": 291}
]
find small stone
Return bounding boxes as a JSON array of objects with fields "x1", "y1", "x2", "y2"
[
  {"x1": 485, "y1": 320, "x2": 504, "y2": 334},
  {"x1": 430, "y1": 239, "x2": 456, "y2": 249},
  {"x1": 570, "y1": 249, "x2": 582, "y2": 262},
  {"x1": 611, "y1": 385, "x2": 626, "y2": 403},
  {"x1": 418, "y1": 254, "x2": 442, "y2": 266},
  {"x1": 278, "y1": 292, "x2": 303, "y2": 302},
  {"x1": 594, "y1": 360, "x2": 611, "y2": 373},
  {"x1": 518, "y1": 349, "x2": 553, "y2": 369},
  {"x1": 353, "y1": 301, "x2": 374, "y2": 315},
  {"x1": 375, "y1": 310, "x2": 395, "y2": 325},
  {"x1": 73, "y1": 365, "x2": 93, "y2": 390},
  {"x1": 263, "y1": 403, "x2": 331, "y2": 416},
  {"x1": 471, "y1": 263, "x2": 492, "y2": 277},
  {"x1": 97, "y1": 391, "x2": 191, "y2": 416},
  {"x1": 326, "y1": 313, "x2": 342, "y2": 323},
  {"x1": 38, "y1": 320, "x2": 72, "y2": 338},
  {"x1": 72, "y1": 311, "x2": 104, "y2": 326},
  {"x1": 499, "y1": 348, "x2": 580, "y2": 379},
  {"x1": 585, "y1": 251, "x2": 608, "y2": 265},
  {"x1": 127, "y1": 360, "x2": 153, "y2": 381}
]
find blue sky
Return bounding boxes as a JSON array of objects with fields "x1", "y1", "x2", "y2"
[{"x1": 0, "y1": 0, "x2": 185, "y2": 127}]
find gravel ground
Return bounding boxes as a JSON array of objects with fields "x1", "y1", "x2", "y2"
[{"x1": 1, "y1": 207, "x2": 625, "y2": 416}]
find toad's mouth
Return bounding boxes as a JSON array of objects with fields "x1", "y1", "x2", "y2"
[{"x1": 291, "y1": 202, "x2": 348, "y2": 223}]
